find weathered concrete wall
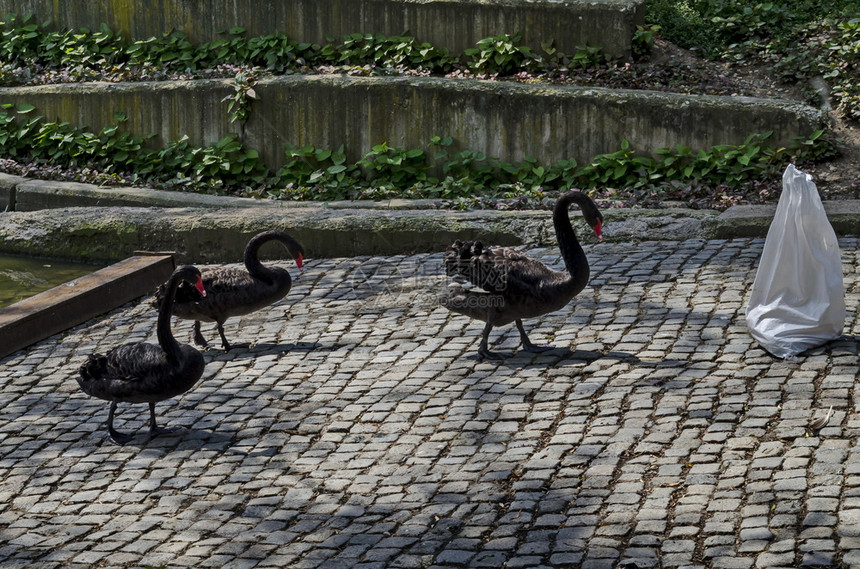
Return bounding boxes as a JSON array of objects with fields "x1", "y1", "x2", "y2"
[
  {"x1": 0, "y1": 173, "x2": 17, "y2": 211},
  {"x1": 0, "y1": 76, "x2": 825, "y2": 171},
  {"x1": 10, "y1": 178, "x2": 280, "y2": 212},
  {"x1": 4, "y1": 174, "x2": 442, "y2": 212},
  {"x1": 0, "y1": 206, "x2": 533, "y2": 262},
  {"x1": 708, "y1": 202, "x2": 860, "y2": 238},
  {"x1": 0, "y1": 202, "x2": 716, "y2": 262},
  {"x1": 0, "y1": 0, "x2": 644, "y2": 60}
]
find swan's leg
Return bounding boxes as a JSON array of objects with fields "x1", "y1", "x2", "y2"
[
  {"x1": 192, "y1": 321, "x2": 208, "y2": 347},
  {"x1": 148, "y1": 402, "x2": 180, "y2": 437},
  {"x1": 216, "y1": 321, "x2": 232, "y2": 351},
  {"x1": 477, "y1": 321, "x2": 505, "y2": 360},
  {"x1": 107, "y1": 401, "x2": 133, "y2": 445},
  {"x1": 517, "y1": 320, "x2": 554, "y2": 353}
]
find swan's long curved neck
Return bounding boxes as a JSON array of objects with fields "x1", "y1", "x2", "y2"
[
  {"x1": 157, "y1": 274, "x2": 182, "y2": 362},
  {"x1": 245, "y1": 237, "x2": 277, "y2": 282},
  {"x1": 244, "y1": 233, "x2": 301, "y2": 283},
  {"x1": 553, "y1": 194, "x2": 590, "y2": 296}
]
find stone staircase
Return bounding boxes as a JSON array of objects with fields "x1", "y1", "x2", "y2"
[{"x1": 0, "y1": 0, "x2": 824, "y2": 177}]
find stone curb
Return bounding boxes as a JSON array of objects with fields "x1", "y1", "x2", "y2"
[{"x1": 2, "y1": 175, "x2": 859, "y2": 262}]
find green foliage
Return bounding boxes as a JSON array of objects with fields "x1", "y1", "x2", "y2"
[
  {"x1": 0, "y1": 10, "x2": 847, "y2": 209},
  {"x1": 644, "y1": 0, "x2": 724, "y2": 55},
  {"x1": 459, "y1": 33, "x2": 608, "y2": 76},
  {"x1": 0, "y1": 100, "x2": 837, "y2": 209},
  {"x1": 244, "y1": 32, "x2": 312, "y2": 72},
  {"x1": 824, "y1": 18, "x2": 860, "y2": 120},
  {"x1": 0, "y1": 105, "x2": 267, "y2": 193},
  {"x1": 645, "y1": 0, "x2": 860, "y2": 120},
  {"x1": 358, "y1": 142, "x2": 433, "y2": 187},
  {"x1": 0, "y1": 103, "x2": 146, "y2": 170},
  {"x1": 126, "y1": 31, "x2": 204, "y2": 70},
  {"x1": 465, "y1": 33, "x2": 537, "y2": 75},
  {"x1": 569, "y1": 45, "x2": 605, "y2": 71},
  {"x1": 44, "y1": 24, "x2": 125, "y2": 68},
  {"x1": 262, "y1": 131, "x2": 836, "y2": 208},
  {"x1": 0, "y1": 13, "x2": 628, "y2": 114},
  {"x1": 275, "y1": 144, "x2": 361, "y2": 199},
  {"x1": 222, "y1": 70, "x2": 258, "y2": 125},
  {"x1": 707, "y1": 1, "x2": 786, "y2": 45},
  {"x1": 0, "y1": 16, "x2": 313, "y2": 74},
  {"x1": 0, "y1": 15, "x2": 601, "y2": 82},
  {"x1": 151, "y1": 135, "x2": 268, "y2": 190},
  {"x1": 320, "y1": 33, "x2": 455, "y2": 72},
  {"x1": 0, "y1": 14, "x2": 47, "y2": 63},
  {"x1": 632, "y1": 25, "x2": 660, "y2": 59}
]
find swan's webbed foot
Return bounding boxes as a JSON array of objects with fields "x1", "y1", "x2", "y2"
[
  {"x1": 217, "y1": 323, "x2": 233, "y2": 351},
  {"x1": 477, "y1": 346, "x2": 508, "y2": 360},
  {"x1": 108, "y1": 425, "x2": 134, "y2": 445},
  {"x1": 107, "y1": 401, "x2": 134, "y2": 445},
  {"x1": 192, "y1": 321, "x2": 209, "y2": 347},
  {"x1": 148, "y1": 403, "x2": 182, "y2": 439},
  {"x1": 517, "y1": 320, "x2": 554, "y2": 353},
  {"x1": 477, "y1": 322, "x2": 507, "y2": 360},
  {"x1": 149, "y1": 425, "x2": 181, "y2": 438}
]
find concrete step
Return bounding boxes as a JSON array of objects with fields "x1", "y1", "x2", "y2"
[
  {"x1": 0, "y1": 172, "x2": 847, "y2": 263},
  {"x1": 0, "y1": 76, "x2": 824, "y2": 172},
  {"x1": 0, "y1": 0, "x2": 644, "y2": 60}
]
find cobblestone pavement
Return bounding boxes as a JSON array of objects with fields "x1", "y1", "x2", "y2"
[{"x1": 1, "y1": 237, "x2": 859, "y2": 569}]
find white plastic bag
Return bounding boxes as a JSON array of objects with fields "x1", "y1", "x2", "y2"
[{"x1": 745, "y1": 164, "x2": 845, "y2": 358}]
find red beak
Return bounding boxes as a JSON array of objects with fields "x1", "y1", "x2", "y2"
[
  {"x1": 195, "y1": 276, "x2": 207, "y2": 297},
  {"x1": 594, "y1": 219, "x2": 603, "y2": 242},
  {"x1": 296, "y1": 253, "x2": 304, "y2": 273}
]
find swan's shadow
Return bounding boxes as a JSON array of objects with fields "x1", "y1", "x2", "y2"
[
  {"x1": 144, "y1": 430, "x2": 287, "y2": 458},
  {"x1": 484, "y1": 348, "x2": 637, "y2": 367},
  {"x1": 118, "y1": 427, "x2": 237, "y2": 451},
  {"x1": 210, "y1": 341, "x2": 337, "y2": 359},
  {"x1": 489, "y1": 348, "x2": 686, "y2": 369}
]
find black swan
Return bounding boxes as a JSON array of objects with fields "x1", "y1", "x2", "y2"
[
  {"x1": 157, "y1": 230, "x2": 304, "y2": 350},
  {"x1": 78, "y1": 265, "x2": 207, "y2": 444},
  {"x1": 442, "y1": 190, "x2": 603, "y2": 359}
]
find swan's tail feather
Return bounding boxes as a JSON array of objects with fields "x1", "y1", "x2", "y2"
[
  {"x1": 79, "y1": 353, "x2": 109, "y2": 382},
  {"x1": 150, "y1": 283, "x2": 167, "y2": 309},
  {"x1": 444, "y1": 240, "x2": 508, "y2": 293},
  {"x1": 152, "y1": 279, "x2": 204, "y2": 309},
  {"x1": 443, "y1": 240, "x2": 481, "y2": 275},
  {"x1": 440, "y1": 284, "x2": 468, "y2": 309}
]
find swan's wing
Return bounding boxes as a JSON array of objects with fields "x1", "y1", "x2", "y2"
[
  {"x1": 201, "y1": 267, "x2": 288, "y2": 312},
  {"x1": 444, "y1": 241, "x2": 551, "y2": 296},
  {"x1": 84, "y1": 343, "x2": 169, "y2": 382},
  {"x1": 202, "y1": 267, "x2": 257, "y2": 293},
  {"x1": 171, "y1": 267, "x2": 251, "y2": 305}
]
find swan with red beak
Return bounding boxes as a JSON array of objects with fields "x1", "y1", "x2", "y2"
[{"x1": 442, "y1": 190, "x2": 603, "y2": 359}]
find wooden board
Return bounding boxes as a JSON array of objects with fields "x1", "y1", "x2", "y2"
[{"x1": 0, "y1": 255, "x2": 175, "y2": 360}]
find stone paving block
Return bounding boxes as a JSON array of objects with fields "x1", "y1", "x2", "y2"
[{"x1": 1, "y1": 238, "x2": 860, "y2": 567}]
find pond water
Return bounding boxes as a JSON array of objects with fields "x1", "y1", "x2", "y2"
[{"x1": 0, "y1": 254, "x2": 102, "y2": 309}]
